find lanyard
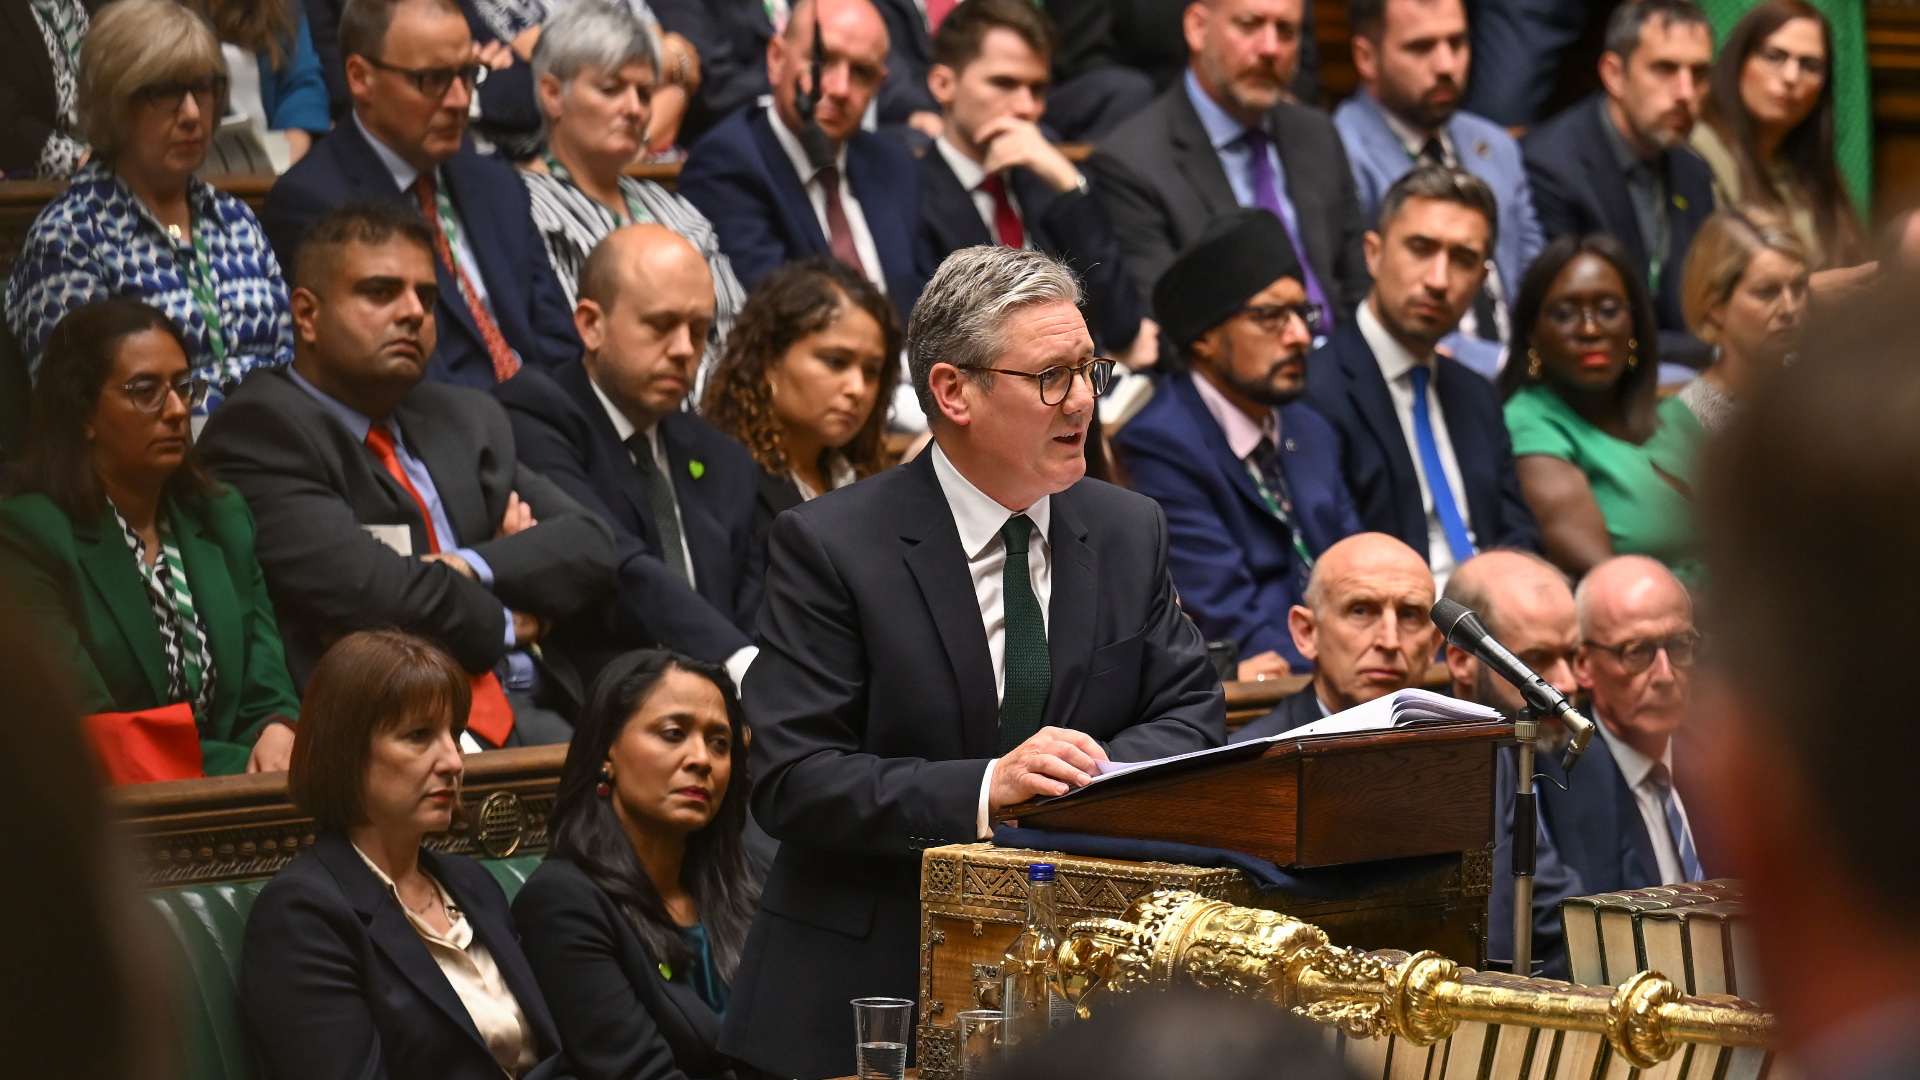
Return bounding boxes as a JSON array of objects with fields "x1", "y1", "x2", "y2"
[
  {"x1": 543, "y1": 153, "x2": 652, "y2": 226},
  {"x1": 1243, "y1": 456, "x2": 1317, "y2": 573},
  {"x1": 181, "y1": 220, "x2": 228, "y2": 365}
]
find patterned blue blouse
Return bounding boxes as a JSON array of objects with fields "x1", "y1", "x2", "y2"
[{"x1": 5, "y1": 160, "x2": 294, "y2": 414}]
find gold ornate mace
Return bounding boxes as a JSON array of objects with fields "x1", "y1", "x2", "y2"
[{"x1": 1053, "y1": 890, "x2": 1775, "y2": 1067}]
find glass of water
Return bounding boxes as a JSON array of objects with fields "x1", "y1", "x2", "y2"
[
  {"x1": 955, "y1": 1009, "x2": 1003, "y2": 1079},
  {"x1": 852, "y1": 997, "x2": 914, "y2": 1080}
]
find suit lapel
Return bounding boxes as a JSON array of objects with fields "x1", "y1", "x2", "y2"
[
  {"x1": 1429, "y1": 360, "x2": 1485, "y2": 532},
  {"x1": 661, "y1": 413, "x2": 729, "y2": 605},
  {"x1": 1579, "y1": 98, "x2": 1649, "y2": 268},
  {"x1": 898, "y1": 456, "x2": 999, "y2": 758},
  {"x1": 848, "y1": 136, "x2": 912, "y2": 286},
  {"x1": 1041, "y1": 495, "x2": 1097, "y2": 729},
  {"x1": 557, "y1": 363, "x2": 662, "y2": 545},
  {"x1": 394, "y1": 398, "x2": 488, "y2": 548},
  {"x1": 311, "y1": 835, "x2": 493, "y2": 1052},
  {"x1": 921, "y1": 149, "x2": 993, "y2": 254},
  {"x1": 748, "y1": 109, "x2": 831, "y2": 255},
  {"x1": 1167, "y1": 90, "x2": 1240, "y2": 222},
  {"x1": 1338, "y1": 329, "x2": 1424, "y2": 526},
  {"x1": 73, "y1": 511, "x2": 171, "y2": 704},
  {"x1": 426, "y1": 850, "x2": 561, "y2": 1055},
  {"x1": 166, "y1": 496, "x2": 242, "y2": 715},
  {"x1": 1268, "y1": 109, "x2": 1327, "y2": 271},
  {"x1": 1170, "y1": 375, "x2": 1276, "y2": 524},
  {"x1": 441, "y1": 149, "x2": 513, "y2": 332}
]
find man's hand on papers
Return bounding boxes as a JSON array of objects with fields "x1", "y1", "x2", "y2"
[{"x1": 989, "y1": 727, "x2": 1110, "y2": 814}]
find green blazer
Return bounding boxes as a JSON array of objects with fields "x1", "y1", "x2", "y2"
[{"x1": 0, "y1": 484, "x2": 301, "y2": 775}]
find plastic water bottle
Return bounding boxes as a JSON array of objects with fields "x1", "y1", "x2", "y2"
[{"x1": 1000, "y1": 862, "x2": 1067, "y2": 1046}]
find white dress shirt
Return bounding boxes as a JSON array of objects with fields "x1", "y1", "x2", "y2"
[
  {"x1": 1357, "y1": 300, "x2": 1476, "y2": 591},
  {"x1": 1596, "y1": 718, "x2": 1697, "y2": 886},
  {"x1": 930, "y1": 442, "x2": 1054, "y2": 838},
  {"x1": 763, "y1": 101, "x2": 886, "y2": 291},
  {"x1": 353, "y1": 112, "x2": 502, "y2": 325},
  {"x1": 588, "y1": 374, "x2": 760, "y2": 689},
  {"x1": 932, "y1": 135, "x2": 1032, "y2": 249}
]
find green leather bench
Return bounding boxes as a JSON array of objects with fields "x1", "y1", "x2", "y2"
[{"x1": 146, "y1": 854, "x2": 545, "y2": 1080}]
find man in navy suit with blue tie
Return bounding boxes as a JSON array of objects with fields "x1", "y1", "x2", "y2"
[
  {"x1": 1111, "y1": 208, "x2": 1359, "y2": 679},
  {"x1": 265, "y1": 0, "x2": 581, "y2": 389},
  {"x1": 677, "y1": 0, "x2": 933, "y2": 327},
  {"x1": 1537, "y1": 555, "x2": 1707, "y2": 893},
  {"x1": 1304, "y1": 166, "x2": 1538, "y2": 594}
]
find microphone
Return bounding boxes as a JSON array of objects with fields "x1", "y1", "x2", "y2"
[
  {"x1": 792, "y1": 18, "x2": 835, "y2": 171},
  {"x1": 1431, "y1": 598, "x2": 1596, "y2": 776}
]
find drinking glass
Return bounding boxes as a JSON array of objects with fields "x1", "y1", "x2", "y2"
[
  {"x1": 852, "y1": 997, "x2": 914, "y2": 1080},
  {"x1": 955, "y1": 1009, "x2": 1003, "y2": 1079}
]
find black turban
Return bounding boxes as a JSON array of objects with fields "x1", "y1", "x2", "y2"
[{"x1": 1152, "y1": 207, "x2": 1305, "y2": 349}]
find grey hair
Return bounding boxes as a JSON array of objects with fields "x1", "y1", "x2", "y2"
[
  {"x1": 907, "y1": 246, "x2": 1083, "y2": 419},
  {"x1": 531, "y1": 0, "x2": 662, "y2": 135}
]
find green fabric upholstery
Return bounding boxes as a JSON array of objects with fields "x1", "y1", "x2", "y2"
[{"x1": 146, "y1": 854, "x2": 546, "y2": 1080}]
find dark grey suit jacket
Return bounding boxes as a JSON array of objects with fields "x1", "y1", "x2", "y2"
[
  {"x1": 719, "y1": 451, "x2": 1225, "y2": 1079},
  {"x1": 199, "y1": 367, "x2": 616, "y2": 685},
  {"x1": 1086, "y1": 81, "x2": 1371, "y2": 323}
]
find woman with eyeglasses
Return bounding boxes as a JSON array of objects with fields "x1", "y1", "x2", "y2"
[
  {"x1": 701, "y1": 258, "x2": 902, "y2": 550},
  {"x1": 0, "y1": 299, "x2": 300, "y2": 777},
  {"x1": 1690, "y1": 0, "x2": 1864, "y2": 270},
  {"x1": 1676, "y1": 209, "x2": 1811, "y2": 434},
  {"x1": 5, "y1": 0, "x2": 294, "y2": 415},
  {"x1": 1497, "y1": 235, "x2": 1706, "y2": 584}
]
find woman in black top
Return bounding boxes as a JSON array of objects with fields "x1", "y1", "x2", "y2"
[{"x1": 513, "y1": 650, "x2": 759, "y2": 1080}]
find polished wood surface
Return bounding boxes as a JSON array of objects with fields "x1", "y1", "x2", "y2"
[{"x1": 1002, "y1": 720, "x2": 1507, "y2": 868}]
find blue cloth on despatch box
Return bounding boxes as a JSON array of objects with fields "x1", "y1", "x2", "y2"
[{"x1": 991, "y1": 825, "x2": 1459, "y2": 900}]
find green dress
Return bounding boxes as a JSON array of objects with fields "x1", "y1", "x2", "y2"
[{"x1": 1503, "y1": 385, "x2": 1708, "y2": 584}]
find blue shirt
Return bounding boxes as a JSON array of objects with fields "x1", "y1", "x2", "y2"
[
  {"x1": 5, "y1": 160, "x2": 294, "y2": 414},
  {"x1": 1182, "y1": 68, "x2": 1306, "y2": 243},
  {"x1": 285, "y1": 367, "x2": 533, "y2": 684}
]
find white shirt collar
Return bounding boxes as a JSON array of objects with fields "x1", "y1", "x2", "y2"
[
  {"x1": 934, "y1": 134, "x2": 988, "y2": 191},
  {"x1": 1595, "y1": 711, "x2": 1673, "y2": 788},
  {"x1": 1189, "y1": 370, "x2": 1276, "y2": 461},
  {"x1": 1357, "y1": 298, "x2": 1433, "y2": 385},
  {"x1": 929, "y1": 441, "x2": 1052, "y2": 560},
  {"x1": 765, "y1": 100, "x2": 847, "y2": 183},
  {"x1": 354, "y1": 111, "x2": 423, "y2": 193},
  {"x1": 586, "y1": 368, "x2": 651, "y2": 445}
]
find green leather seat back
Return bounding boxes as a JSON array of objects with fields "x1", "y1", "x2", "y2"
[{"x1": 145, "y1": 854, "x2": 545, "y2": 1080}]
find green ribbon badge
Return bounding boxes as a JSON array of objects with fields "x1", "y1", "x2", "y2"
[
  {"x1": 659, "y1": 962, "x2": 673, "y2": 980},
  {"x1": 688, "y1": 460, "x2": 706, "y2": 480}
]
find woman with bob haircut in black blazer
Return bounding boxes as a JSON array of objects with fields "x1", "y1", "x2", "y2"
[
  {"x1": 239, "y1": 630, "x2": 574, "y2": 1080},
  {"x1": 512, "y1": 649, "x2": 760, "y2": 1080}
]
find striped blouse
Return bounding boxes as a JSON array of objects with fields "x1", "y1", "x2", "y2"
[{"x1": 522, "y1": 168, "x2": 745, "y2": 397}]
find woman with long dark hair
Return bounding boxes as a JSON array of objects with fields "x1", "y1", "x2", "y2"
[
  {"x1": 512, "y1": 649, "x2": 758, "y2": 1080},
  {"x1": 1498, "y1": 235, "x2": 1706, "y2": 582},
  {"x1": 1691, "y1": 0, "x2": 1864, "y2": 269}
]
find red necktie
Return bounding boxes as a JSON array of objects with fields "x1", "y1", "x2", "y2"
[
  {"x1": 979, "y1": 173, "x2": 1025, "y2": 249},
  {"x1": 925, "y1": 0, "x2": 958, "y2": 34},
  {"x1": 816, "y1": 164, "x2": 864, "y2": 273},
  {"x1": 364, "y1": 424, "x2": 515, "y2": 747},
  {"x1": 415, "y1": 172, "x2": 520, "y2": 385}
]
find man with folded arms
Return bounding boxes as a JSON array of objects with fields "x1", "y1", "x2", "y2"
[
  {"x1": 1230, "y1": 531, "x2": 1435, "y2": 741},
  {"x1": 201, "y1": 201, "x2": 616, "y2": 747},
  {"x1": 723, "y1": 246, "x2": 1223, "y2": 1078}
]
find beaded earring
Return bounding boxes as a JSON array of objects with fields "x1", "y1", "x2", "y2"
[
  {"x1": 1626, "y1": 338, "x2": 1639, "y2": 370},
  {"x1": 1527, "y1": 349, "x2": 1543, "y2": 380},
  {"x1": 596, "y1": 764, "x2": 612, "y2": 798}
]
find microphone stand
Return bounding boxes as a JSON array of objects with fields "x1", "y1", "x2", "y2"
[{"x1": 1510, "y1": 703, "x2": 1541, "y2": 979}]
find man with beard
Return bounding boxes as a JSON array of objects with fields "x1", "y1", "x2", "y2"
[
  {"x1": 1523, "y1": 0, "x2": 1715, "y2": 367},
  {"x1": 1443, "y1": 549, "x2": 1585, "y2": 976},
  {"x1": 1086, "y1": 0, "x2": 1371, "y2": 328},
  {"x1": 1304, "y1": 166, "x2": 1539, "y2": 594},
  {"x1": 1334, "y1": 0, "x2": 1543, "y2": 375},
  {"x1": 1111, "y1": 208, "x2": 1360, "y2": 678}
]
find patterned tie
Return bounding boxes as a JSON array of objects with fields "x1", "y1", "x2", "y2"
[
  {"x1": 979, "y1": 173, "x2": 1025, "y2": 249},
  {"x1": 815, "y1": 164, "x2": 864, "y2": 273},
  {"x1": 1246, "y1": 436, "x2": 1315, "y2": 588},
  {"x1": 1239, "y1": 126, "x2": 1333, "y2": 331},
  {"x1": 414, "y1": 172, "x2": 520, "y2": 384},
  {"x1": 1407, "y1": 365, "x2": 1475, "y2": 565},
  {"x1": 1647, "y1": 761, "x2": 1705, "y2": 882},
  {"x1": 365, "y1": 423, "x2": 516, "y2": 746},
  {"x1": 626, "y1": 432, "x2": 691, "y2": 585},
  {"x1": 999, "y1": 515, "x2": 1050, "y2": 754}
]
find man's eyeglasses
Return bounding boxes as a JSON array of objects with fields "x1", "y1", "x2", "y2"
[
  {"x1": 975, "y1": 358, "x2": 1117, "y2": 406},
  {"x1": 134, "y1": 74, "x2": 228, "y2": 115},
  {"x1": 1586, "y1": 630, "x2": 1703, "y2": 673},
  {"x1": 1235, "y1": 301, "x2": 1324, "y2": 337},
  {"x1": 122, "y1": 374, "x2": 210, "y2": 414},
  {"x1": 366, "y1": 57, "x2": 488, "y2": 99}
]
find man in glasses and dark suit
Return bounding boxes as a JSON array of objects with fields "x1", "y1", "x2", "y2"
[{"x1": 721, "y1": 246, "x2": 1225, "y2": 1079}]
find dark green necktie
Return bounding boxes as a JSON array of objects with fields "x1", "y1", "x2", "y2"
[
  {"x1": 627, "y1": 432, "x2": 691, "y2": 585},
  {"x1": 999, "y1": 514, "x2": 1051, "y2": 753}
]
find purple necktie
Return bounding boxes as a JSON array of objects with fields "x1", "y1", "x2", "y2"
[{"x1": 1241, "y1": 126, "x2": 1333, "y2": 331}]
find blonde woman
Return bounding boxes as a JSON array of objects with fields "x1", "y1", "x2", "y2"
[{"x1": 1676, "y1": 209, "x2": 1810, "y2": 433}]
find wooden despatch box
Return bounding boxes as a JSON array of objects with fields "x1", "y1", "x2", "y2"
[{"x1": 915, "y1": 843, "x2": 1494, "y2": 1079}]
